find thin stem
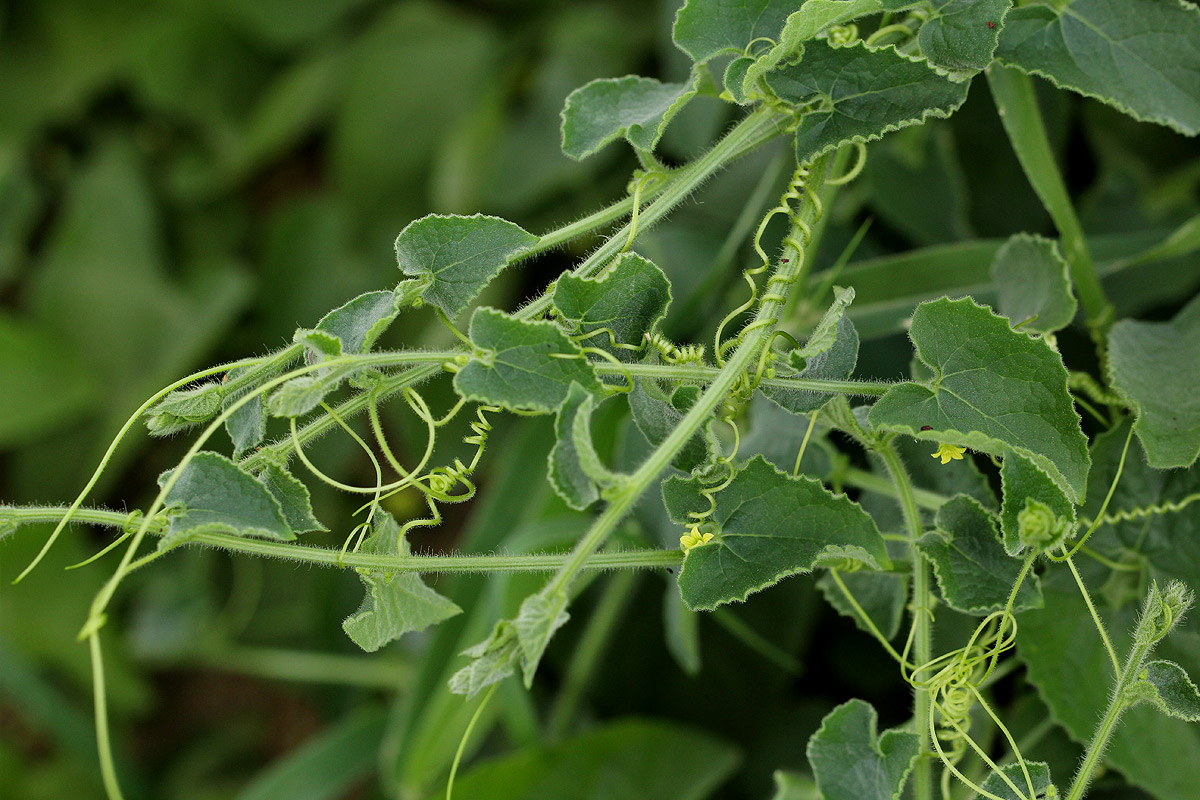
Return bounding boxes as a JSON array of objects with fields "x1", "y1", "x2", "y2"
[
  {"x1": 987, "y1": 65, "x2": 1113, "y2": 339},
  {"x1": 604, "y1": 361, "x2": 893, "y2": 396},
  {"x1": 1064, "y1": 553, "x2": 1120, "y2": 676},
  {"x1": 522, "y1": 196, "x2": 637, "y2": 258},
  {"x1": 90, "y1": 635, "x2": 125, "y2": 800},
  {"x1": 878, "y1": 438, "x2": 933, "y2": 800}
]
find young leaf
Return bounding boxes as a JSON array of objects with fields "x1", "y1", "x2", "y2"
[
  {"x1": 145, "y1": 382, "x2": 224, "y2": 436},
  {"x1": 629, "y1": 378, "x2": 712, "y2": 472},
  {"x1": 672, "y1": 0, "x2": 796, "y2": 64},
  {"x1": 548, "y1": 383, "x2": 612, "y2": 510},
  {"x1": 816, "y1": 569, "x2": 909, "y2": 641},
  {"x1": 454, "y1": 308, "x2": 601, "y2": 413},
  {"x1": 552, "y1": 252, "x2": 671, "y2": 350},
  {"x1": 255, "y1": 463, "x2": 327, "y2": 534},
  {"x1": 664, "y1": 456, "x2": 890, "y2": 611},
  {"x1": 762, "y1": 288, "x2": 860, "y2": 415},
  {"x1": 393, "y1": 214, "x2": 538, "y2": 318},
  {"x1": 919, "y1": 0, "x2": 1012, "y2": 79},
  {"x1": 449, "y1": 620, "x2": 520, "y2": 696},
  {"x1": 560, "y1": 74, "x2": 698, "y2": 160},
  {"x1": 868, "y1": 296, "x2": 1090, "y2": 504},
  {"x1": 722, "y1": 55, "x2": 758, "y2": 104},
  {"x1": 763, "y1": 40, "x2": 969, "y2": 165},
  {"x1": 342, "y1": 512, "x2": 461, "y2": 653},
  {"x1": 1130, "y1": 660, "x2": 1200, "y2": 722},
  {"x1": 514, "y1": 588, "x2": 570, "y2": 687},
  {"x1": 266, "y1": 369, "x2": 350, "y2": 419},
  {"x1": 806, "y1": 699, "x2": 920, "y2": 800},
  {"x1": 302, "y1": 289, "x2": 401, "y2": 357},
  {"x1": 158, "y1": 452, "x2": 293, "y2": 550},
  {"x1": 996, "y1": 0, "x2": 1200, "y2": 136},
  {"x1": 1107, "y1": 293, "x2": 1200, "y2": 469},
  {"x1": 225, "y1": 366, "x2": 272, "y2": 458},
  {"x1": 990, "y1": 233, "x2": 1077, "y2": 333},
  {"x1": 999, "y1": 452, "x2": 1075, "y2": 556},
  {"x1": 918, "y1": 494, "x2": 1043, "y2": 615},
  {"x1": 975, "y1": 761, "x2": 1054, "y2": 800}
]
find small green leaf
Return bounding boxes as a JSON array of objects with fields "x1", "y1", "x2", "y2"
[
  {"x1": 763, "y1": 288, "x2": 860, "y2": 415},
  {"x1": 266, "y1": 370, "x2": 349, "y2": 419},
  {"x1": 806, "y1": 699, "x2": 920, "y2": 800},
  {"x1": 393, "y1": 214, "x2": 538, "y2": 317},
  {"x1": 996, "y1": 0, "x2": 1200, "y2": 136},
  {"x1": 514, "y1": 588, "x2": 570, "y2": 687},
  {"x1": 816, "y1": 569, "x2": 909, "y2": 640},
  {"x1": 294, "y1": 329, "x2": 343, "y2": 360},
  {"x1": 1130, "y1": 660, "x2": 1200, "y2": 722},
  {"x1": 990, "y1": 233, "x2": 1077, "y2": 333},
  {"x1": 313, "y1": 289, "x2": 400, "y2": 354},
  {"x1": 158, "y1": 452, "x2": 293, "y2": 550},
  {"x1": 665, "y1": 456, "x2": 890, "y2": 611},
  {"x1": 255, "y1": 463, "x2": 326, "y2": 534},
  {"x1": 342, "y1": 512, "x2": 461, "y2": 653},
  {"x1": 919, "y1": 0, "x2": 1012, "y2": 79},
  {"x1": 868, "y1": 296, "x2": 1090, "y2": 504},
  {"x1": 454, "y1": 308, "x2": 601, "y2": 414},
  {"x1": 629, "y1": 378, "x2": 712, "y2": 472},
  {"x1": 999, "y1": 452, "x2": 1075, "y2": 556},
  {"x1": 552, "y1": 252, "x2": 671, "y2": 351},
  {"x1": 723, "y1": 55, "x2": 758, "y2": 104},
  {"x1": 548, "y1": 383, "x2": 615, "y2": 510},
  {"x1": 1107, "y1": 293, "x2": 1200, "y2": 468},
  {"x1": 918, "y1": 495, "x2": 1043, "y2": 614},
  {"x1": 224, "y1": 366, "x2": 272, "y2": 458},
  {"x1": 764, "y1": 41, "x2": 969, "y2": 165},
  {"x1": 146, "y1": 382, "x2": 224, "y2": 436},
  {"x1": 672, "y1": 0, "x2": 796, "y2": 64},
  {"x1": 449, "y1": 620, "x2": 520, "y2": 696},
  {"x1": 976, "y1": 761, "x2": 1054, "y2": 800},
  {"x1": 560, "y1": 74, "x2": 698, "y2": 160}
]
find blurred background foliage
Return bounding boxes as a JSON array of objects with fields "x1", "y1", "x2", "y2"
[{"x1": 1, "y1": 1, "x2": 1199, "y2": 799}]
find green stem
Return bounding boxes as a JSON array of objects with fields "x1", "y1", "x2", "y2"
[
  {"x1": 878, "y1": 438, "x2": 933, "y2": 800},
  {"x1": 538, "y1": 152, "x2": 833, "y2": 605},
  {"x1": 840, "y1": 467, "x2": 948, "y2": 511},
  {"x1": 602, "y1": 362, "x2": 893, "y2": 396},
  {"x1": 987, "y1": 65, "x2": 1113, "y2": 338},
  {"x1": 522, "y1": 196, "x2": 637, "y2": 258}
]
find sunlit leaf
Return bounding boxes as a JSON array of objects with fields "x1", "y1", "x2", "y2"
[{"x1": 158, "y1": 452, "x2": 293, "y2": 549}]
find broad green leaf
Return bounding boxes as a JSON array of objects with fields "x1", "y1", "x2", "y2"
[
  {"x1": 672, "y1": 0, "x2": 796, "y2": 64},
  {"x1": 158, "y1": 452, "x2": 293, "y2": 550},
  {"x1": 310, "y1": 289, "x2": 401, "y2": 355},
  {"x1": 393, "y1": 214, "x2": 538, "y2": 317},
  {"x1": 868, "y1": 296, "x2": 1090, "y2": 504},
  {"x1": 999, "y1": 452, "x2": 1075, "y2": 556},
  {"x1": 1130, "y1": 660, "x2": 1200, "y2": 722},
  {"x1": 806, "y1": 699, "x2": 920, "y2": 800},
  {"x1": 237, "y1": 708, "x2": 387, "y2": 800},
  {"x1": 665, "y1": 456, "x2": 890, "y2": 611},
  {"x1": 552, "y1": 252, "x2": 671, "y2": 351},
  {"x1": 1107, "y1": 293, "x2": 1200, "y2": 468},
  {"x1": 740, "y1": 0, "x2": 885, "y2": 99},
  {"x1": 917, "y1": 495, "x2": 1042, "y2": 614},
  {"x1": 975, "y1": 761, "x2": 1054, "y2": 800},
  {"x1": 763, "y1": 288, "x2": 860, "y2": 414},
  {"x1": 446, "y1": 719, "x2": 739, "y2": 800},
  {"x1": 514, "y1": 588, "x2": 570, "y2": 687},
  {"x1": 764, "y1": 41, "x2": 969, "y2": 165},
  {"x1": 342, "y1": 512, "x2": 461, "y2": 653},
  {"x1": 816, "y1": 569, "x2": 909, "y2": 640},
  {"x1": 890, "y1": 435, "x2": 997, "y2": 512},
  {"x1": 145, "y1": 382, "x2": 224, "y2": 436},
  {"x1": 560, "y1": 74, "x2": 698, "y2": 160},
  {"x1": 990, "y1": 233, "x2": 1077, "y2": 333},
  {"x1": 548, "y1": 383, "x2": 610, "y2": 510},
  {"x1": 629, "y1": 378, "x2": 712, "y2": 472},
  {"x1": 996, "y1": 0, "x2": 1200, "y2": 136},
  {"x1": 1019, "y1": 567, "x2": 1200, "y2": 800},
  {"x1": 255, "y1": 463, "x2": 327, "y2": 534},
  {"x1": 449, "y1": 620, "x2": 520, "y2": 696},
  {"x1": 919, "y1": 0, "x2": 1012, "y2": 79},
  {"x1": 454, "y1": 308, "x2": 601, "y2": 413}
]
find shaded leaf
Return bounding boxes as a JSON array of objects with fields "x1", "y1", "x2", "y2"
[
  {"x1": 975, "y1": 761, "x2": 1054, "y2": 800},
  {"x1": 629, "y1": 378, "x2": 712, "y2": 472},
  {"x1": 762, "y1": 288, "x2": 860, "y2": 414},
  {"x1": 393, "y1": 214, "x2": 538, "y2": 317},
  {"x1": 1130, "y1": 660, "x2": 1200, "y2": 722},
  {"x1": 996, "y1": 0, "x2": 1200, "y2": 136},
  {"x1": 552, "y1": 252, "x2": 671, "y2": 351},
  {"x1": 254, "y1": 463, "x2": 326, "y2": 534},
  {"x1": 1107, "y1": 293, "x2": 1200, "y2": 468},
  {"x1": 990, "y1": 233, "x2": 1077, "y2": 333},
  {"x1": 514, "y1": 589, "x2": 570, "y2": 687},
  {"x1": 816, "y1": 569, "x2": 909, "y2": 641},
  {"x1": 158, "y1": 452, "x2": 293, "y2": 550},
  {"x1": 548, "y1": 383, "x2": 610, "y2": 510},
  {"x1": 918, "y1": 495, "x2": 1043, "y2": 614},
  {"x1": 342, "y1": 512, "x2": 461, "y2": 653},
  {"x1": 665, "y1": 456, "x2": 890, "y2": 611},
  {"x1": 560, "y1": 74, "x2": 698, "y2": 160},
  {"x1": 999, "y1": 451, "x2": 1075, "y2": 556},
  {"x1": 764, "y1": 41, "x2": 969, "y2": 165},
  {"x1": 868, "y1": 296, "x2": 1090, "y2": 504},
  {"x1": 807, "y1": 699, "x2": 920, "y2": 800},
  {"x1": 672, "y1": 0, "x2": 796, "y2": 64},
  {"x1": 919, "y1": 0, "x2": 1012, "y2": 79},
  {"x1": 454, "y1": 308, "x2": 601, "y2": 413},
  {"x1": 266, "y1": 370, "x2": 350, "y2": 419}
]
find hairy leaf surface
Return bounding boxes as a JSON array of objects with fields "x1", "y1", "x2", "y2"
[
  {"x1": 806, "y1": 699, "x2": 920, "y2": 800},
  {"x1": 990, "y1": 233, "x2": 1077, "y2": 333},
  {"x1": 672, "y1": 0, "x2": 796, "y2": 64},
  {"x1": 560, "y1": 74, "x2": 698, "y2": 160},
  {"x1": 919, "y1": 0, "x2": 1011, "y2": 79},
  {"x1": 158, "y1": 452, "x2": 293, "y2": 549},
  {"x1": 552, "y1": 252, "x2": 671, "y2": 350}
]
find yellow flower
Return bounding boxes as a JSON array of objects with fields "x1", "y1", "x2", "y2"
[
  {"x1": 680, "y1": 526, "x2": 714, "y2": 552},
  {"x1": 931, "y1": 442, "x2": 966, "y2": 464}
]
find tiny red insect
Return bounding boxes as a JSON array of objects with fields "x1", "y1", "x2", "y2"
[
  {"x1": 921, "y1": 425, "x2": 933, "y2": 431},
  {"x1": 986, "y1": 21, "x2": 995, "y2": 28},
  {"x1": 780, "y1": 258, "x2": 789, "y2": 262}
]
